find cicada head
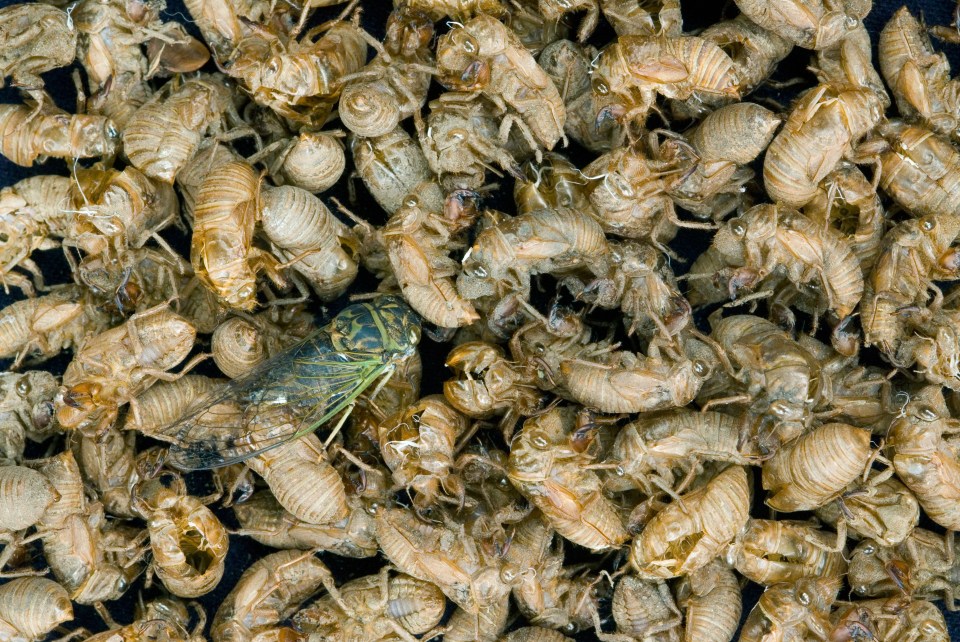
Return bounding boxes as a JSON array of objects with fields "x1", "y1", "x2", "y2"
[{"x1": 332, "y1": 296, "x2": 421, "y2": 358}]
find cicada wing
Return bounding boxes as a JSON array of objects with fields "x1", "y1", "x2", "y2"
[{"x1": 166, "y1": 347, "x2": 390, "y2": 470}]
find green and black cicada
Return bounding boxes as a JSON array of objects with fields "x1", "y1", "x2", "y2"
[{"x1": 167, "y1": 296, "x2": 421, "y2": 470}]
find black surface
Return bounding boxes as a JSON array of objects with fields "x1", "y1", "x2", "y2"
[{"x1": 2, "y1": 0, "x2": 960, "y2": 639}]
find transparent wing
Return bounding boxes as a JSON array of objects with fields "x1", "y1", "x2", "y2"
[{"x1": 165, "y1": 338, "x2": 389, "y2": 470}]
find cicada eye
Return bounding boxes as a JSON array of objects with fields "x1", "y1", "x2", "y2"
[
  {"x1": 458, "y1": 33, "x2": 479, "y2": 53},
  {"x1": 692, "y1": 359, "x2": 710, "y2": 377},
  {"x1": 921, "y1": 216, "x2": 936, "y2": 231},
  {"x1": 407, "y1": 327, "x2": 420, "y2": 345},
  {"x1": 591, "y1": 76, "x2": 610, "y2": 95},
  {"x1": 917, "y1": 405, "x2": 938, "y2": 421},
  {"x1": 729, "y1": 218, "x2": 746, "y2": 236}
]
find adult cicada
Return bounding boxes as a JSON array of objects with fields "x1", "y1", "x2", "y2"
[{"x1": 166, "y1": 296, "x2": 422, "y2": 470}]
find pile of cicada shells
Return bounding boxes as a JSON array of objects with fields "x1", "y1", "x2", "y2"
[{"x1": 4, "y1": 0, "x2": 960, "y2": 639}]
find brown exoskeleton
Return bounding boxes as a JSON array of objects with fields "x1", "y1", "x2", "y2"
[
  {"x1": 571, "y1": 239, "x2": 690, "y2": 340},
  {"x1": 599, "y1": 0, "x2": 682, "y2": 37},
  {"x1": 444, "y1": 341, "x2": 546, "y2": 438},
  {"x1": 655, "y1": 102, "x2": 782, "y2": 220},
  {"x1": 0, "y1": 465, "x2": 57, "y2": 535},
  {"x1": 211, "y1": 306, "x2": 314, "y2": 379},
  {"x1": 181, "y1": 0, "x2": 287, "y2": 59},
  {"x1": 675, "y1": 560, "x2": 741, "y2": 642},
  {"x1": 0, "y1": 4, "x2": 76, "y2": 103},
  {"x1": 257, "y1": 130, "x2": 346, "y2": 194},
  {"x1": 191, "y1": 160, "x2": 285, "y2": 311},
  {"x1": 378, "y1": 395, "x2": 465, "y2": 511},
  {"x1": 260, "y1": 184, "x2": 359, "y2": 301},
  {"x1": 697, "y1": 15, "x2": 793, "y2": 113},
  {"x1": 503, "y1": 514, "x2": 605, "y2": 635},
  {"x1": 630, "y1": 465, "x2": 750, "y2": 579},
  {"x1": 0, "y1": 101, "x2": 119, "y2": 168},
  {"x1": 81, "y1": 594, "x2": 206, "y2": 642},
  {"x1": 0, "y1": 175, "x2": 72, "y2": 296},
  {"x1": 339, "y1": 8, "x2": 434, "y2": 138},
  {"x1": 351, "y1": 125, "x2": 446, "y2": 215},
  {"x1": 508, "y1": 406, "x2": 629, "y2": 551},
  {"x1": 594, "y1": 574, "x2": 682, "y2": 642},
  {"x1": 457, "y1": 206, "x2": 611, "y2": 320},
  {"x1": 347, "y1": 350, "x2": 422, "y2": 462},
  {"x1": 55, "y1": 305, "x2": 202, "y2": 438},
  {"x1": 848, "y1": 528, "x2": 960, "y2": 607},
  {"x1": 67, "y1": 165, "x2": 179, "y2": 257},
  {"x1": 732, "y1": 0, "x2": 867, "y2": 50},
  {"x1": 580, "y1": 143, "x2": 681, "y2": 247},
  {"x1": 419, "y1": 92, "x2": 523, "y2": 189},
  {"x1": 233, "y1": 489, "x2": 377, "y2": 558},
  {"x1": 374, "y1": 506, "x2": 514, "y2": 640},
  {"x1": 815, "y1": 475, "x2": 920, "y2": 548},
  {"x1": 71, "y1": 0, "x2": 165, "y2": 130},
  {"x1": 381, "y1": 194, "x2": 480, "y2": 328},
  {"x1": 34, "y1": 451, "x2": 145, "y2": 603},
  {"x1": 860, "y1": 212, "x2": 960, "y2": 359},
  {"x1": 74, "y1": 247, "x2": 191, "y2": 320},
  {"x1": 246, "y1": 427, "x2": 349, "y2": 527},
  {"x1": 123, "y1": 75, "x2": 241, "y2": 184},
  {"x1": 764, "y1": 83, "x2": 883, "y2": 208},
  {"x1": 762, "y1": 422, "x2": 874, "y2": 513},
  {"x1": 73, "y1": 426, "x2": 143, "y2": 518},
  {"x1": 814, "y1": 24, "x2": 889, "y2": 104},
  {"x1": 591, "y1": 34, "x2": 739, "y2": 129},
  {"x1": 513, "y1": 153, "x2": 592, "y2": 216},
  {"x1": 538, "y1": 40, "x2": 622, "y2": 152},
  {"x1": 175, "y1": 142, "x2": 242, "y2": 225},
  {"x1": 293, "y1": 568, "x2": 447, "y2": 642},
  {"x1": 739, "y1": 577, "x2": 841, "y2": 642},
  {"x1": 457, "y1": 444, "x2": 533, "y2": 547},
  {"x1": 502, "y1": 628, "x2": 575, "y2": 642},
  {"x1": 803, "y1": 161, "x2": 888, "y2": 275},
  {"x1": 400, "y1": 0, "x2": 506, "y2": 20},
  {"x1": 0, "y1": 577, "x2": 73, "y2": 642},
  {"x1": 539, "y1": 0, "x2": 599, "y2": 42},
  {"x1": 436, "y1": 15, "x2": 566, "y2": 159},
  {"x1": 878, "y1": 121, "x2": 960, "y2": 218},
  {"x1": 879, "y1": 7, "x2": 960, "y2": 143},
  {"x1": 211, "y1": 548, "x2": 344, "y2": 642},
  {"x1": 696, "y1": 315, "x2": 827, "y2": 449},
  {"x1": 606, "y1": 408, "x2": 759, "y2": 499},
  {"x1": 689, "y1": 204, "x2": 865, "y2": 322},
  {"x1": 728, "y1": 519, "x2": 847, "y2": 585},
  {"x1": 0, "y1": 286, "x2": 111, "y2": 368},
  {"x1": 505, "y1": 304, "x2": 712, "y2": 415},
  {"x1": 131, "y1": 472, "x2": 229, "y2": 598},
  {"x1": 0, "y1": 371, "x2": 59, "y2": 464},
  {"x1": 502, "y1": 0, "x2": 570, "y2": 56},
  {"x1": 145, "y1": 20, "x2": 211, "y2": 80},
  {"x1": 223, "y1": 13, "x2": 367, "y2": 127},
  {"x1": 829, "y1": 597, "x2": 950, "y2": 642},
  {"x1": 122, "y1": 375, "x2": 223, "y2": 442},
  {"x1": 888, "y1": 386, "x2": 960, "y2": 531}
]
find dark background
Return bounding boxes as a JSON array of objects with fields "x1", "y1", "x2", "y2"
[{"x1": 2, "y1": 0, "x2": 960, "y2": 639}]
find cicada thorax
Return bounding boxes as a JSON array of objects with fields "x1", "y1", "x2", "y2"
[{"x1": 330, "y1": 295, "x2": 422, "y2": 355}]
